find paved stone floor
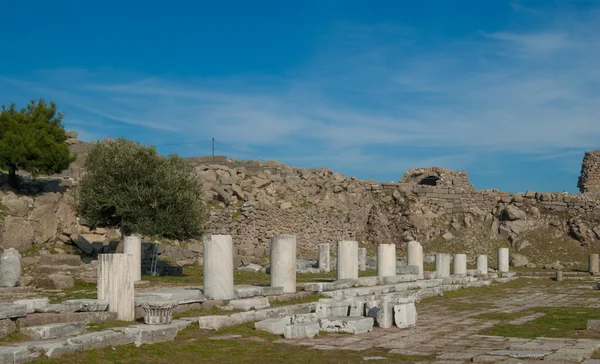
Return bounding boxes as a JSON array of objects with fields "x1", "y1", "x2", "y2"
[{"x1": 276, "y1": 280, "x2": 600, "y2": 363}]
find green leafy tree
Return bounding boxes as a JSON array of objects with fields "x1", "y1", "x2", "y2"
[
  {"x1": 77, "y1": 138, "x2": 206, "y2": 240},
  {"x1": 0, "y1": 99, "x2": 75, "y2": 188}
]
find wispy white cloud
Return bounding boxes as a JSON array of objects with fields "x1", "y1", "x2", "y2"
[{"x1": 1, "y1": 1, "x2": 599, "y2": 187}]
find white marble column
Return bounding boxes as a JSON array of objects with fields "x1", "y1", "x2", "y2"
[
  {"x1": 359, "y1": 248, "x2": 367, "y2": 271},
  {"x1": 452, "y1": 254, "x2": 467, "y2": 276},
  {"x1": 337, "y1": 240, "x2": 358, "y2": 280},
  {"x1": 435, "y1": 254, "x2": 451, "y2": 278},
  {"x1": 377, "y1": 244, "x2": 396, "y2": 277},
  {"x1": 98, "y1": 254, "x2": 135, "y2": 321},
  {"x1": 589, "y1": 254, "x2": 599, "y2": 274},
  {"x1": 124, "y1": 235, "x2": 142, "y2": 281},
  {"x1": 318, "y1": 244, "x2": 330, "y2": 273},
  {"x1": 203, "y1": 234, "x2": 235, "y2": 300},
  {"x1": 476, "y1": 255, "x2": 488, "y2": 274},
  {"x1": 497, "y1": 248, "x2": 509, "y2": 273},
  {"x1": 270, "y1": 235, "x2": 297, "y2": 293},
  {"x1": 406, "y1": 241, "x2": 423, "y2": 279}
]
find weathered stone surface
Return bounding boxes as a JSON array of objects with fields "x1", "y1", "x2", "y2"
[
  {"x1": 1, "y1": 193, "x2": 29, "y2": 216},
  {"x1": 319, "y1": 316, "x2": 374, "y2": 334},
  {"x1": 198, "y1": 315, "x2": 233, "y2": 330},
  {"x1": 509, "y1": 253, "x2": 529, "y2": 267},
  {"x1": 61, "y1": 299, "x2": 109, "y2": 313},
  {"x1": 39, "y1": 254, "x2": 82, "y2": 266},
  {"x1": 283, "y1": 322, "x2": 320, "y2": 339},
  {"x1": 13, "y1": 298, "x2": 49, "y2": 314},
  {"x1": 504, "y1": 205, "x2": 527, "y2": 221},
  {"x1": 21, "y1": 321, "x2": 87, "y2": 340},
  {"x1": 0, "y1": 303, "x2": 28, "y2": 319},
  {"x1": 29, "y1": 203, "x2": 58, "y2": 244},
  {"x1": 587, "y1": 320, "x2": 600, "y2": 331},
  {"x1": 119, "y1": 322, "x2": 180, "y2": 347},
  {"x1": 66, "y1": 329, "x2": 135, "y2": 350},
  {"x1": 141, "y1": 301, "x2": 176, "y2": 325},
  {"x1": 0, "y1": 346, "x2": 29, "y2": 363},
  {"x1": 0, "y1": 248, "x2": 21, "y2": 287},
  {"x1": 227, "y1": 297, "x2": 269, "y2": 311},
  {"x1": 393, "y1": 302, "x2": 417, "y2": 329},
  {"x1": 491, "y1": 350, "x2": 552, "y2": 359},
  {"x1": 255, "y1": 317, "x2": 291, "y2": 335},
  {"x1": 37, "y1": 274, "x2": 75, "y2": 290},
  {"x1": 0, "y1": 318, "x2": 17, "y2": 338},
  {"x1": 17, "y1": 312, "x2": 118, "y2": 328},
  {"x1": 0, "y1": 216, "x2": 35, "y2": 251}
]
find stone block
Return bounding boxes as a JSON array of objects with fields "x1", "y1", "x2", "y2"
[
  {"x1": 229, "y1": 311, "x2": 257, "y2": 324},
  {"x1": 119, "y1": 323, "x2": 179, "y2": 347},
  {"x1": 66, "y1": 329, "x2": 135, "y2": 350},
  {"x1": 588, "y1": 320, "x2": 600, "y2": 331},
  {"x1": 254, "y1": 317, "x2": 291, "y2": 335},
  {"x1": 21, "y1": 321, "x2": 87, "y2": 340},
  {"x1": 13, "y1": 298, "x2": 49, "y2": 314},
  {"x1": 291, "y1": 313, "x2": 319, "y2": 324},
  {"x1": 17, "y1": 312, "x2": 118, "y2": 328},
  {"x1": 319, "y1": 316, "x2": 374, "y2": 334},
  {"x1": 0, "y1": 318, "x2": 17, "y2": 338},
  {"x1": 0, "y1": 303, "x2": 28, "y2": 319},
  {"x1": 349, "y1": 300, "x2": 366, "y2": 317},
  {"x1": 393, "y1": 302, "x2": 417, "y2": 328},
  {"x1": 0, "y1": 346, "x2": 29, "y2": 363},
  {"x1": 37, "y1": 274, "x2": 75, "y2": 290},
  {"x1": 0, "y1": 248, "x2": 21, "y2": 287},
  {"x1": 61, "y1": 299, "x2": 109, "y2": 313},
  {"x1": 39, "y1": 254, "x2": 82, "y2": 266},
  {"x1": 227, "y1": 297, "x2": 269, "y2": 311},
  {"x1": 283, "y1": 322, "x2": 320, "y2": 339},
  {"x1": 198, "y1": 315, "x2": 233, "y2": 330}
]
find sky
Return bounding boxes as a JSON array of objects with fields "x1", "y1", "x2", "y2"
[{"x1": 1, "y1": 0, "x2": 599, "y2": 193}]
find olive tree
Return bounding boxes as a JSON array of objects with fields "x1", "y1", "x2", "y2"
[{"x1": 77, "y1": 138, "x2": 205, "y2": 240}]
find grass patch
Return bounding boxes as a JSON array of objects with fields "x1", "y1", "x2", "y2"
[
  {"x1": 47, "y1": 281, "x2": 97, "y2": 304},
  {"x1": 144, "y1": 264, "x2": 378, "y2": 287},
  {"x1": 479, "y1": 307, "x2": 600, "y2": 339},
  {"x1": 29, "y1": 321, "x2": 432, "y2": 363},
  {"x1": 87, "y1": 320, "x2": 142, "y2": 332},
  {"x1": 474, "y1": 311, "x2": 529, "y2": 321},
  {"x1": 0, "y1": 331, "x2": 30, "y2": 345},
  {"x1": 270, "y1": 293, "x2": 324, "y2": 307}
]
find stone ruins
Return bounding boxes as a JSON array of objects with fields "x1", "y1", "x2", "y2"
[
  {"x1": 578, "y1": 150, "x2": 600, "y2": 193},
  {"x1": 1, "y1": 132, "x2": 600, "y2": 362}
]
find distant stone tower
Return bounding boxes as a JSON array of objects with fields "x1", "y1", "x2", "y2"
[{"x1": 578, "y1": 151, "x2": 600, "y2": 193}]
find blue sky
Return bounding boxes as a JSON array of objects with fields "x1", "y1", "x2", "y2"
[{"x1": 1, "y1": 1, "x2": 599, "y2": 193}]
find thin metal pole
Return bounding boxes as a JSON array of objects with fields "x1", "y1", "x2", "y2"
[{"x1": 212, "y1": 138, "x2": 215, "y2": 157}]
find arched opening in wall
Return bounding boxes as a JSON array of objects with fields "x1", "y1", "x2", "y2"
[{"x1": 419, "y1": 176, "x2": 439, "y2": 186}]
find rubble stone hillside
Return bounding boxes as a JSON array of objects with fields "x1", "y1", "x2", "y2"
[{"x1": 1, "y1": 133, "x2": 600, "y2": 269}]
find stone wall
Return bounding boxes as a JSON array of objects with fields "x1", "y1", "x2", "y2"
[
  {"x1": 578, "y1": 150, "x2": 600, "y2": 193},
  {"x1": 4, "y1": 132, "x2": 600, "y2": 264}
]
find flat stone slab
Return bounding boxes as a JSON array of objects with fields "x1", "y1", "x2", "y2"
[
  {"x1": 234, "y1": 285, "x2": 283, "y2": 298},
  {"x1": 61, "y1": 299, "x2": 109, "y2": 313},
  {"x1": 21, "y1": 321, "x2": 87, "y2": 340},
  {"x1": 284, "y1": 322, "x2": 320, "y2": 339},
  {"x1": 117, "y1": 322, "x2": 181, "y2": 347},
  {"x1": 588, "y1": 320, "x2": 600, "y2": 331},
  {"x1": 198, "y1": 315, "x2": 233, "y2": 330},
  {"x1": 13, "y1": 298, "x2": 49, "y2": 314},
  {"x1": 491, "y1": 349, "x2": 553, "y2": 358},
  {"x1": 17, "y1": 311, "x2": 118, "y2": 328},
  {"x1": 135, "y1": 288, "x2": 205, "y2": 306},
  {"x1": 226, "y1": 297, "x2": 270, "y2": 311},
  {"x1": 0, "y1": 346, "x2": 29, "y2": 363},
  {"x1": 0, "y1": 303, "x2": 28, "y2": 319},
  {"x1": 319, "y1": 316, "x2": 374, "y2": 334},
  {"x1": 255, "y1": 317, "x2": 291, "y2": 335}
]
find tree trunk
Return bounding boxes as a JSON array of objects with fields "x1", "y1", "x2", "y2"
[{"x1": 7, "y1": 167, "x2": 19, "y2": 189}]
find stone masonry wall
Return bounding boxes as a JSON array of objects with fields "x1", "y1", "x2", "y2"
[{"x1": 578, "y1": 150, "x2": 600, "y2": 193}]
